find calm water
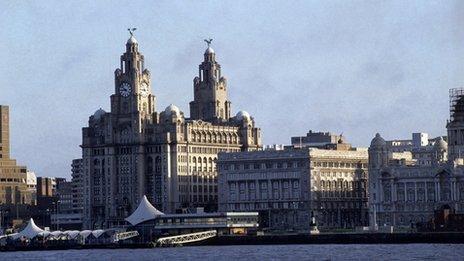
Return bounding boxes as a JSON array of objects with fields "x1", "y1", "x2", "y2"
[{"x1": 1, "y1": 244, "x2": 463, "y2": 260}]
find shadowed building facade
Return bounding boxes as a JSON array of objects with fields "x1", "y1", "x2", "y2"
[{"x1": 81, "y1": 35, "x2": 261, "y2": 229}]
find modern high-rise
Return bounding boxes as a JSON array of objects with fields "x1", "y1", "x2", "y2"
[
  {"x1": 81, "y1": 34, "x2": 262, "y2": 229},
  {"x1": 71, "y1": 159, "x2": 83, "y2": 214},
  {"x1": 0, "y1": 105, "x2": 33, "y2": 205}
]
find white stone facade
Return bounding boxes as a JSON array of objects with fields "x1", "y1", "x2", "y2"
[
  {"x1": 218, "y1": 145, "x2": 369, "y2": 230},
  {"x1": 369, "y1": 132, "x2": 464, "y2": 228}
]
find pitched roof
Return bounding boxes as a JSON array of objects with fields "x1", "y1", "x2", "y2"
[{"x1": 125, "y1": 195, "x2": 164, "y2": 225}]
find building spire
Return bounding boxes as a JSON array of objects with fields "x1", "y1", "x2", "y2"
[{"x1": 190, "y1": 39, "x2": 230, "y2": 122}]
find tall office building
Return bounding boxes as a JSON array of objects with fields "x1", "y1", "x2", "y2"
[
  {"x1": 71, "y1": 159, "x2": 83, "y2": 214},
  {"x1": 81, "y1": 34, "x2": 262, "y2": 229},
  {"x1": 0, "y1": 105, "x2": 33, "y2": 205}
]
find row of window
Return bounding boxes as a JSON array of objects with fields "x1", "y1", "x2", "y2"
[
  {"x1": 229, "y1": 189, "x2": 301, "y2": 201},
  {"x1": 230, "y1": 180, "x2": 300, "y2": 190},
  {"x1": 312, "y1": 161, "x2": 366, "y2": 169},
  {"x1": 190, "y1": 132, "x2": 239, "y2": 144},
  {"x1": 0, "y1": 178, "x2": 26, "y2": 183},
  {"x1": 221, "y1": 161, "x2": 305, "y2": 171}
]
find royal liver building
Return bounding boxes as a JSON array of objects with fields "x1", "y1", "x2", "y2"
[{"x1": 81, "y1": 33, "x2": 261, "y2": 229}]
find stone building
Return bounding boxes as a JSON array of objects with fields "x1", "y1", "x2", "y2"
[
  {"x1": 81, "y1": 34, "x2": 261, "y2": 229},
  {"x1": 52, "y1": 178, "x2": 82, "y2": 230},
  {"x1": 0, "y1": 105, "x2": 33, "y2": 205},
  {"x1": 71, "y1": 159, "x2": 83, "y2": 214},
  {"x1": 368, "y1": 89, "x2": 464, "y2": 228},
  {"x1": 218, "y1": 134, "x2": 368, "y2": 230},
  {"x1": 36, "y1": 177, "x2": 55, "y2": 197},
  {"x1": 26, "y1": 171, "x2": 37, "y2": 205},
  {"x1": 291, "y1": 130, "x2": 344, "y2": 149}
]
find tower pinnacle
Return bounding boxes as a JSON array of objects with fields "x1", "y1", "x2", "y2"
[
  {"x1": 190, "y1": 40, "x2": 230, "y2": 122},
  {"x1": 128, "y1": 27, "x2": 137, "y2": 36}
]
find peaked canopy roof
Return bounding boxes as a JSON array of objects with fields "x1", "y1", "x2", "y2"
[
  {"x1": 125, "y1": 195, "x2": 164, "y2": 226},
  {"x1": 12, "y1": 218, "x2": 44, "y2": 240}
]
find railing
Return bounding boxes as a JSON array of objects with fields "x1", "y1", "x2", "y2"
[
  {"x1": 113, "y1": 231, "x2": 139, "y2": 242},
  {"x1": 156, "y1": 230, "x2": 217, "y2": 246}
]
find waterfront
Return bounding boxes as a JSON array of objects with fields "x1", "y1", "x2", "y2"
[{"x1": 2, "y1": 244, "x2": 463, "y2": 260}]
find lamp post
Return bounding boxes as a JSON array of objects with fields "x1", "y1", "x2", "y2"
[
  {"x1": 52, "y1": 200, "x2": 61, "y2": 230},
  {"x1": 0, "y1": 208, "x2": 2, "y2": 232},
  {"x1": 45, "y1": 208, "x2": 50, "y2": 228}
]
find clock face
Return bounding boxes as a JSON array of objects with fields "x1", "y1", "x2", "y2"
[
  {"x1": 119, "y1": 82, "x2": 131, "y2": 97},
  {"x1": 140, "y1": 82, "x2": 149, "y2": 97}
]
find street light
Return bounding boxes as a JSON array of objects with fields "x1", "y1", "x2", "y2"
[
  {"x1": 0, "y1": 208, "x2": 3, "y2": 232},
  {"x1": 52, "y1": 200, "x2": 61, "y2": 230}
]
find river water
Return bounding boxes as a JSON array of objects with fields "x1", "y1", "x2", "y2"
[{"x1": 1, "y1": 244, "x2": 463, "y2": 260}]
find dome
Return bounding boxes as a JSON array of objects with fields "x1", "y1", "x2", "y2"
[
  {"x1": 236, "y1": 111, "x2": 251, "y2": 122},
  {"x1": 205, "y1": 46, "x2": 215, "y2": 54},
  {"x1": 127, "y1": 35, "x2": 138, "y2": 44},
  {"x1": 370, "y1": 133, "x2": 386, "y2": 147},
  {"x1": 434, "y1": 137, "x2": 448, "y2": 151},
  {"x1": 164, "y1": 104, "x2": 181, "y2": 117},
  {"x1": 93, "y1": 108, "x2": 106, "y2": 120}
]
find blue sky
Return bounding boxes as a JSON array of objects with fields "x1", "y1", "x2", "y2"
[{"x1": 0, "y1": 1, "x2": 463, "y2": 178}]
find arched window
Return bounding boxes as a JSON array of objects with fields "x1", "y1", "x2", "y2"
[
  {"x1": 142, "y1": 102, "x2": 147, "y2": 113},
  {"x1": 155, "y1": 156, "x2": 161, "y2": 173},
  {"x1": 209, "y1": 158, "x2": 213, "y2": 172}
]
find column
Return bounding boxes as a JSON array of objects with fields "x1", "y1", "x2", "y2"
[
  {"x1": 425, "y1": 182, "x2": 428, "y2": 202},
  {"x1": 437, "y1": 181, "x2": 441, "y2": 202},
  {"x1": 268, "y1": 179, "x2": 272, "y2": 204}
]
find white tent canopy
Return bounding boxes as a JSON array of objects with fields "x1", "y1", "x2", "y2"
[
  {"x1": 125, "y1": 195, "x2": 164, "y2": 226},
  {"x1": 79, "y1": 230, "x2": 92, "y2": 239},
  {"x1": 92, "y1": 229, "x2": 105, "y2": 238},
  {"x1": 64, "y1": 230, "x2": 80, "y2": 239},
  {"x1": 12, "y1": 218, "x2": 44, "y2": 240}
]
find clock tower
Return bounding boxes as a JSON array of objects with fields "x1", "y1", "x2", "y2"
[{"x1": 110, "y1": 31, "x2": 156, "y2": 121}]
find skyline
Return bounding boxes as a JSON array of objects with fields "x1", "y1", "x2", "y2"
[{"x1": 1, "y1": 1, "x2": 463, "y2": 179}]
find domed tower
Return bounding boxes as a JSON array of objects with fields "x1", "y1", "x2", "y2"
[
  {"x1": 233, "y1": 111, "x2": 262, "y2": 150},
  {"x1": 368, "y1": 133, "x2": 389, "y2": 228},
  {"x1": 447, "y1": 88, "x2": 464, "y2": 161},
  {"x1": 368, "y1": 133, "x2": 389, "y2": 169},
  {"x1": 110, "y1": 29, "x2": 156, "y2": 127},
  {"x1": 189, "y1": 39, "x2": 231, "y2": 123},
  {"x1": 160, "y1": 104, "x2": 184, "y2": 124},
  {"x1": 433, "y1": 136, "x2": 448, "y2": 164}
]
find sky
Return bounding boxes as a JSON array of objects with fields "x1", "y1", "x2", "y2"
[{"x1": 0, "y1": 1, "x2": 463, "y2": 179}]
